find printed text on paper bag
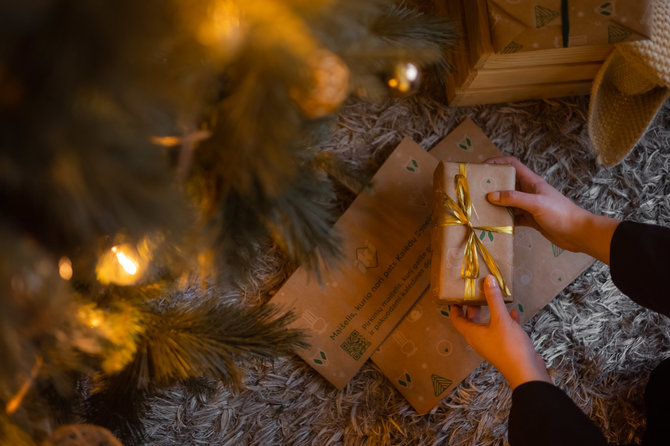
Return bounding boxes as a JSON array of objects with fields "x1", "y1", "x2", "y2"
[{"x1": 329, "y1": 214, "x2": 432, "y2": 340}]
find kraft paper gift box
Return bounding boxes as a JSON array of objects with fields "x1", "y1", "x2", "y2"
[
  {"x1": 487, "y1": 0, "x2": 652, "y2": 54},
  {"x1": 431, "y1": 161, "x2": 515, "y2": 305}
]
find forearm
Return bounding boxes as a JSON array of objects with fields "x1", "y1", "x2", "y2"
[
  {"x1": 499, "y1": 350, "x2": 551, "y2": 391},
  {"x1": 572, "y1": 212, "x2": 620, "y2": 265}
]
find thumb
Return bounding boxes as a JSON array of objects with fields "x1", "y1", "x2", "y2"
[
  {"x1": 487, "y1": 190, "x2": 539, "y2": 214},
  {"x1": 483, "y1": 275, "x2": 508, "y2": 320}
]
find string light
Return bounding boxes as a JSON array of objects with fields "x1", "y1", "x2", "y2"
[
  {"x1": 96, "y1": 243, "x2": 145, "y2": 285},
  {"x1": 150, "y1": 130, "x2": 211, "y2": 147},
  {"x1": 111, "y1": 246, "x2": 138, "y2": 275},
  {"x1": 58, "y1": 256, "x2": 73, "y2": 280},
  {"x1": 197, "y1": 0, "x2": 245, "y2": 60},
  {"x1": 76, "y1": 305, "x2": 105, "y2": 331},
  {"x1": 387, "y1": 62, "x2": 422, "y2": 95},
  {"x1": 75, "y1": 303, "x2": 142, "y2": 373}
]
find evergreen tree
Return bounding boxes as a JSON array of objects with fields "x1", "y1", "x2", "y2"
[{"x1": 0, "y1": 0, "x2": 455, "y2": 443}]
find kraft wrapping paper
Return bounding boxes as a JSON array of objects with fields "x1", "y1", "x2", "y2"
[
  {"x1": 488, "y1": 0, "x2": 652, "y2": 53},
  {"x1": 431, "y1": 161, "x2": 515, "y2": 305}
]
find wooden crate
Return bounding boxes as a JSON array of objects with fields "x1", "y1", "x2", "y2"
[{"x1": 437, "y1": 0, "x2": 614, "y2": 106}]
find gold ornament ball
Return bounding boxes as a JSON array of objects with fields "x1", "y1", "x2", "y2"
[
  {"x1": 292, "y1": 49, "x2": 350, "y2": 118},
  {"x1": 387, "y1": 62, "x2": 421, "y2": 96}
]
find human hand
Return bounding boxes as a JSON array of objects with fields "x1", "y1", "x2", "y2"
[
  {"x1": 450, "y1": 275, "x2": 550, "y2": 390},
  {"x1": 485, "y1": 156, "x2": 619, "y2": 264}
]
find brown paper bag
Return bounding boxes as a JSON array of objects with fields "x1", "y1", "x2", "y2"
[{"x1": 371, "y1": 118, "x2": 594, "y2": 414}]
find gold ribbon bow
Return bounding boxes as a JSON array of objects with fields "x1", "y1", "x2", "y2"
[{"x1": 436, "y1": 163, "x2": 513, "y2": 300}]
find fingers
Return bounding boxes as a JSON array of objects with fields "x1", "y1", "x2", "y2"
[
  {"x1": 487, "y1": 189, "x2": 541, "y2": 214},
  {"x1": 485, "y1": 156, "x2": 544, "y2": 187},
  {"x1": 483, "y1": 275, "x2": 508, "y2": 319},
  {"x1": 450, "y1": 304, "x2": 484, "y2": 333},
  {"x1": 466, "y1": 305, "x2": 481, "y2": 321},
  {"x1": 449, "y1": 305, "x2": 471, "y2": 334},
  {"x1": 509, "y1": 308, "x2": 520, "y2": 323}
]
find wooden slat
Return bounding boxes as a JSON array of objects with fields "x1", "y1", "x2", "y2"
[
  {"x1": 462, "y1": 0, "x2": 494, "y2": 69},
  {"x1": 483, "y1": 45, "x2": 612, "y2": 69},
  {"x1": 449, "y1": 80, "x2": 593, "y2": 107},
  {"x1": 438, "y1": 0, "x2": 477, "y2": 104},
  {"x1": 468, "y1": 62, "x2": 602, "y2": 89}
]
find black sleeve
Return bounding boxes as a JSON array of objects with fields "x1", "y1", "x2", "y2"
[
  {"x1": 508, "y1": 381, "x2": 607, "y2": 446},
  {"x1": 610, "y1": 221, "x2": 670, "y2": 317},
  {"x1": 508, "y1": 221, "x2": 670, "y2": 445}
]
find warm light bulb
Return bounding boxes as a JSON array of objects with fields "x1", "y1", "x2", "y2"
[
  {"x1": 114, "y1": 248, "x2": 138, "y2": 275},
  {"x1": 96, "y1": 243, "x2": 145, "y2": 285},
  {"x1": 387, "y1": 62, "x2": 422, "y2": 96},
  {"x1": 405, "y1": 63, "x2": 418, "y2": 82},
  {"x1": 58, "y1": 256, "x2": 73, "y2": 280},
  {"x1": 198, "y1": 0, "x2": 244, "y2": 58}
]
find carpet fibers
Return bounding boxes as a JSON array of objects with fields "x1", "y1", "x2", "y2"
[{"x1": 142, "y1": 94, "x2": 670, "y2": 445}]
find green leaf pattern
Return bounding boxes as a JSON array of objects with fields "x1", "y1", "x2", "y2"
[
  {"x1": 458, "y1": 137, "x2": 472, "y2": 151},
  {"x1": 398, "y1": 372, "x2": 412, "y2": 387},
  {"x1": 480, "y1": 230, "x2": 494, "y2": 242},
  {"x1": 313, "y1": 350, "x2": 327, "y2": 365},
  {"x1": 406, "y1": 159, "x2": 418, "y2": 172},
  {"x1": 440, "y1": 305, "x2": 451, "y2": 318}
]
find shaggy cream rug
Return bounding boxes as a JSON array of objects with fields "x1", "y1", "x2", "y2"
[{"x1": 142, "y1": 93, "x2": 670, "y2": 446}]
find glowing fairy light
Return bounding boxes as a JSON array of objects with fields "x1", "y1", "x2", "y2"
[
  {"x1": 76, "y1": 306, "x2": 104, "y2": 329},
  {"x1": 405, "y1": 63, "x2": 419, "y2": 82},
  {"x1": 58, "y1": 256, "x2": 73, "y2": 280},
  {"x1": 150, "y1": 130, "x2": 211, "y2": 147},
  {"x1": 111, "y1": 246, "x2": 138, "y2": 275},
  {"x1": 150, "y1": 135, "x2": 181, "y2": 147},
  {"x1": 387, "y1": 62, "x2": 421, "y2": 95},
  {"x1": 96, "y1": 243, "x2": 145, "y2": 285},
  {"x1": 197, "y1": 0, "x2": 244, "y2": 57}
]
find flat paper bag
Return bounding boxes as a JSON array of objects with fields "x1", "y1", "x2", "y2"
[
  {"x1": 431, "y1": 161, "x2": 515, "y2": 305},
  {"x1": 371, "y1": 118, "x2": 595, "y2": 415},
  {"x1": 270, "y1": 137, "x2": 437, "y2": 389}
]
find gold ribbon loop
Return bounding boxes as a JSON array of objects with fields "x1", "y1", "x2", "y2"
[{"x1": 437, "y1": 163, "x2": 513, "y2": 300}]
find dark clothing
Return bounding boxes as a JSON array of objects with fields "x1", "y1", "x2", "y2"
[
  {"x1": 509, "y1": 381, "x2": 608, "y2": 446},
  {"x1": 610, "y1": 221, "x2": 670, "y2": 316},
  {"x1": 509, "y1": 221, "x2": 670, "y2": 446}
]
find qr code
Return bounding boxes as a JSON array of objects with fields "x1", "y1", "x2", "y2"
[{"x1": 340, "y1": 330, "x2": 371, "y2": 360}]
